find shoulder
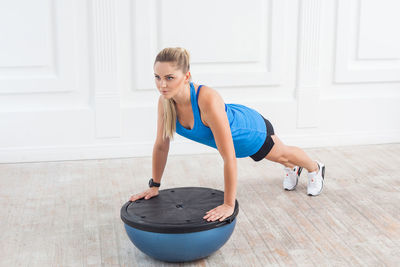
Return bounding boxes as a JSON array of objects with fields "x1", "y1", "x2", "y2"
[{"x1": 196, "y1": 85, "x2": 225, "y2": 113}]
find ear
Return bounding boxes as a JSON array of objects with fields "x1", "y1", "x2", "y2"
[{"x1": 184, "y1": 71, "x2": 191, "y2": 82}]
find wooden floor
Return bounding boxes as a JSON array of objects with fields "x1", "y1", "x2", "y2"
[{"x1": 1, "y1": 143, "x2": 399, "y2": 266}]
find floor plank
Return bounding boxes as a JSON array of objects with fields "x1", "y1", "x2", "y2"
[{"x1": 0, "y1": 143, "x2": 399, "y2": 266}]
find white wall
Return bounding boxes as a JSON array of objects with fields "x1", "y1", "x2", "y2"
[{"x1": 0, "y1": 0, "x2": 399, "y2": 163}]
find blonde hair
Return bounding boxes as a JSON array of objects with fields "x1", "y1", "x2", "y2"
[{"x1": 154, "y1": 47, "x2": 191, "y2": 140}]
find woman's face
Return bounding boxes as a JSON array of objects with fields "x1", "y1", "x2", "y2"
[{"x1": 154, "y1": 61, "x2": 190, "y2": 99}]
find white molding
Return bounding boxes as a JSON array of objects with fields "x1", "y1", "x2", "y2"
[
  {"x1": 90, "y1": 0, "x2": 121, "y2": 138},
  {"x1": 131, "y1": 0, "x2": 159, "y2": 91},
  {"x1": 296, "y1": 0, "x2": 323, "y2": 128},
  {"x1": 0, "y1": 0, "x2": 79, "y2": 94},
  {"x1": 131, "y1": 0, "x2": 288, "y2": 90},
  {"x1": 334, "y1": 0, "x2": 400, "y2": 83}
]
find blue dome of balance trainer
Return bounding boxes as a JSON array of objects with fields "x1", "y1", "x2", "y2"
[{"x1": 120, "y1": 187, "x2": 239, "y2": 262}]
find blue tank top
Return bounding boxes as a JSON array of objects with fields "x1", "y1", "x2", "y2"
[{"x1": 175, "y1": 82, "x2": 267, "y2": 158}]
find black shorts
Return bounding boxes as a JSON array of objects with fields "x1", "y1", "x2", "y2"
[{"x1": 249, "y1": 116, "x2": 275, "y2": 162}]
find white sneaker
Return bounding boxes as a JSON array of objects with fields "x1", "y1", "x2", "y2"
[
  {"x1": 283, "y1": 166, "x2": 303, "y2": 191},
  {"x1": 307, "y1": 161, "x2": 325, "y2": 196}
]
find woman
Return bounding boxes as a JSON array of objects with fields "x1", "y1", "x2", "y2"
[{"x1": 130, "y1": 47, "x2": 325, "y2": 222}]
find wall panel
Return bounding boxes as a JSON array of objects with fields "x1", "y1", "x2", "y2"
[{"x1": 0, "y1": 0, "x2": 399, "y2": 163}]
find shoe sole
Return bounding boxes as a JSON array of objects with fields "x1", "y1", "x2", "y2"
[
  {"x1": 284, "y1": 167, "x2": 303, "y2": 191},
  {"x1": 308, "y1": 165, "x2": 325, "y2": 196}
]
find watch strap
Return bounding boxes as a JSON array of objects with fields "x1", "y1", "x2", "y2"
[{"x1": 148, "y1": 178, "x2": 161, "y2": 187}]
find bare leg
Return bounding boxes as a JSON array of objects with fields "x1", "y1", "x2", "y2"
[{"x1": 264, "y1": 135, "x2": 318, "y2": 172}]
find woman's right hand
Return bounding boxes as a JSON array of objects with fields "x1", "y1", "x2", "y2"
[{"x1": 129, "y1": 187, "x2": 160, "y2": 202}]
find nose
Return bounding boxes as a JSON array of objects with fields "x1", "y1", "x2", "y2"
[{"x1": 161, "y1": 80, "x2": 167, "y2": 87}]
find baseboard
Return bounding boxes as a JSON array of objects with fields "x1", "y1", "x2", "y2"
[
  {"x1": 280, "y1": 130, "x2": 400, "y2": 149},
  {"x1": 1, "y1": 130, "x2": 399, "y2": 163}
]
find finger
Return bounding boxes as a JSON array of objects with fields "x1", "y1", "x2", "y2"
[
  {"x1": 130, "y1": 193, "x2": 145, "y2": 201},
  {"x1": 203, "y1": 213, "x2": 211, "y2": 219},
  {"x1": 204, "y1": 209, "x2": 215, "y2": 218},
  {"x1": 206, "y1": 209, "x2": 215, "y2": 214},
  {"x1": 205, "y1": 210, "x2": 218, "y2": 218},
  {"x1": 219, "y1": 215, "x2": 228, "y2": 222},
  {"x1": 145, "y1": 193, "x2": 153, "y2": 200},
  {"x1": 204, "y1": 213, "x2": 214, "y2": 220},
  {"x1": 208, "y1": 213, "x2": 221, "y2": 222},
  {"x1": 210, "y1": 216, "x2": 220, "y2": 222}
]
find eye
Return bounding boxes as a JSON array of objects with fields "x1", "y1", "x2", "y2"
[
  {"x1": 154, "y1": 76, "x2": 160, "y2": 80},
  {"x1": 167, "y1": 77, "x2": 174, "y2": 80}
]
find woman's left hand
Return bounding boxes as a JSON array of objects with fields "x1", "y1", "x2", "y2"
[{"x1": 203, "y1": 203, "x2": 234, "y2": 222}]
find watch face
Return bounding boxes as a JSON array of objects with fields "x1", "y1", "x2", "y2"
[{"x1": 148, "y1": 178, "x2": 159, "y2": 187}]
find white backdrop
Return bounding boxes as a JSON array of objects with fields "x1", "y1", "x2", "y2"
[{"x1": 0, "y1": 0, "x2": 399, "y2": 163}]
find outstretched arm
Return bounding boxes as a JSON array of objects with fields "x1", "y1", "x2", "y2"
[
  {"x1": 130, "y1": 96, "x2": 170, "y2": 202},
  {"x1": 199, "y1": 88, "x2": 237, "y2": 222}
]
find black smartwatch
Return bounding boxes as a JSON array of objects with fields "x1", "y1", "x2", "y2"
[{"x1": 148, "y1": 178, "x2": 161, "y2": 188}]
